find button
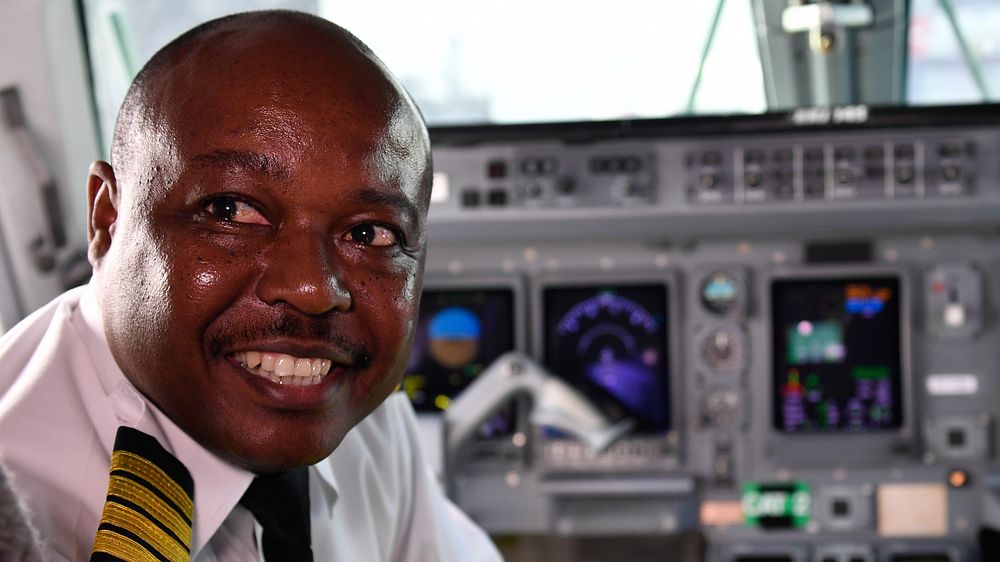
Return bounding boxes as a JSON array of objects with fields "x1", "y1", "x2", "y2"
[
  {"x1": 461, "y1": 189, "x2": 481, "y2": 207},
  {"x1": 487, "y1": 188, "x2": 508, "y2": 206},
  {"x1": 866, "y1": 165, "x2": 885, "y2": 179},
  {"x1": 895, "y1": 144, "x2": 915, "y2": 159},
  {"x1": 944, "y1": 303, "x2": 966, "y2": 328},
  {"x1": 622, "y1": 156, "x2": 642, "y2": 173},
  {"x1": 745, "y1": 172, "x2": 763, "y2": 188},
  {"x1": 864, "y1": 145, "x2": 884, "y2": 159},
  {"x1": 805, "y1": 183, "x2": 824, "y2": 198},
  {"x1": 938, "y1": 144, "x2": 962, "y2": 158},
  {"x1": 701, "y1": 151, "x2": 722, "y2": 166},
  {"x1": 948, "y1": 427, "x2": 967, "y2": 447},
  {"x1": 948, "y1": 469, "x2": 970, "y2": 488},
  {"x1": 773, "y1": 168, "x2": 793, "y2": 181},
  {"x1": 524, "y1": 182, "x2": 543, "y2": 199},
  {"x1": 744, "y1": 150, "x2": 765, "y2": 164},
  {"x1": 832, "y1": 498, "x2": 851, "y2": 517},
  {"x1": 486, "y1": 160, "x2": 508, "y2": 179},
  {"x1": 774, "y1": 148, "x2": 793, "y2": 162},
  {"x1": 834, "y1": 146, "x2": 856, "y2": 160},
  {"x1": 555, "y1": 177, "x2": 576, "y2": 195},
  {"x1": 942, "y1": 165, "x2": 961, "y2": 182},
  {"x1": 701, "y1": 173, "x2": 719, "y2": 189},
  {"x1": 895, "y1": 166, "x2": 914, "y2": 184},
  {"x1": 539, "y1": 157, "x2": 557, "y2": 175},
  {"x1": 522, "y1": 157, "x2": 556, "y2": 176},
  {"x1": 836, "y1": 168, "x2": 854, "y2": 184},
  {"x1": 805, "y1": 147, "x2": 824, "y2": 161}
]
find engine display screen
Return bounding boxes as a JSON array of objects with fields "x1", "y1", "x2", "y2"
[
  {"x1": 543, "y1": 284, "x2": 671, "y2": 433},
  {"x1": 772, "y1": 276, "x2": 903, "y2": 433},
  {"x1": 404, "y1": 288, "x2": 516, "y2": 436}
]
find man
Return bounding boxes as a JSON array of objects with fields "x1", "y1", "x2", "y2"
[{"x1": 0, "y1": 10, "x2": 502, "y2": 562}]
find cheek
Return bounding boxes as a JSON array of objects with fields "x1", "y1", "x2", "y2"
[
  {"x1": 186, "y1": 255, "x2": 225, "y2": 308},
  {"x1": 108, "y1": 231, "x2": 173, "y2": 335}
]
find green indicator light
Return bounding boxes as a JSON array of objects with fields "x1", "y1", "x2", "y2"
[{"x1": 741, "y1": 481, "x2": 811, "y2": 529}]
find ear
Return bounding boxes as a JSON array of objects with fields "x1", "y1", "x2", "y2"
[{"x1": 87, "y1": 160, "x2": 119, "y2": 267}]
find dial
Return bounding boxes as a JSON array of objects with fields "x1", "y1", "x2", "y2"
[
  {"x1": 544, "y1": 285, "x2": 670, "y2": 433},
  {"x1": 701, "y1": 270, "x2": 743, "y2": 315},
  {"x1": 699, "y1": 324, "x2": 747, "y2": 374}
]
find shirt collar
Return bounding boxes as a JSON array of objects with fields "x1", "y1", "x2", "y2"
[{"x1": 310, "y1": 454, "x2": 340, "y2": 513}]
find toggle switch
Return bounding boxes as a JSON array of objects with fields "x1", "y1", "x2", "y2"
[
  {"x1": 943, "y1": 302, "x2": 965, "y2": 329},
  {"x1": 926, "y1": 263, "x2": 983, "y2": 338}
]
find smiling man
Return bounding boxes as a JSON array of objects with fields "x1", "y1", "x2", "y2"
[{"x1": 0, "y1": 10, "x2": 501, "y2": 562}]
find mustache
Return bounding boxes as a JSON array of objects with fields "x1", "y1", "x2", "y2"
[{"x1": 207, "y1": 315, "x2": 371, "y2": 368}]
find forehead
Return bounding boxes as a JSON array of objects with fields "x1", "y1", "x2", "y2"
[{"x1": 140, "y1": 23, "x2": 428, "y2": 191}]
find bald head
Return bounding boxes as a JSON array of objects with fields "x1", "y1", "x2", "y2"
[
  {"x1": 110, "y1": 10, "x2": 429, "y2": 198},
  {"x1": 88, "y1": 12, "x2": 434, "y2": 472}
]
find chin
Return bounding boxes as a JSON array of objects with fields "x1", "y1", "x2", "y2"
[{"x1": 210, "y1": 423, "x2": 348, "y2": 474}]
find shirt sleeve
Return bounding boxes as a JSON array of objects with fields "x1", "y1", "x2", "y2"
[{"x1": 388, "y1": 394, "x2": 504, "y2": 562}]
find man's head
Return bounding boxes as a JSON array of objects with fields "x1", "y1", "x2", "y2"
[{"x1": 86, "y1": 11, "x2": 432, "y2": 473}]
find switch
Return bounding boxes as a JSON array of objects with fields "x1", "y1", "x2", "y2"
[
  {"x1": 486, "y1": 160, "x2": 508, "y2": 179},
  {"x1": 461, "y1": 189, "x2": 481, "y2": 208},
  {"x1": 832, "y1": 498, "x2": 851, "y2": 517},
  {"x1": 926, "y1": 263, "x2": 983, "y2": 338},
  {"x1": 943, "y1": 302, "x2": 965, "y2": 328},
  {"x1": 947, "y1": 428, "x2": 966, "y2": 448},
  {"x1": 487, "y1": 188, "x2": 508, "y2": 207}
]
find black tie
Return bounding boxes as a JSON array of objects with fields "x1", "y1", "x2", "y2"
[{"x1": 239, "y1": 468, "x2": 313, "y2": 561}]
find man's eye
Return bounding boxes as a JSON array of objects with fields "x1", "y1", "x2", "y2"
[
  {"x1": 347, "y1": 224, "x2": 399, "y2": 247},
  {"x1": 206, "y1": 196, "x2": 269, "y2": 225}
]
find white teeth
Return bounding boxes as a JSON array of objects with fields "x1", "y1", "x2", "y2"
[
  {"x1": 294, "y1": 358, "x2": 311, "y2": 377},
  {"x1": 246, "y1": 351, "x2": 262, "y2": 369},
  {"x1": 261, "y1": 353, "x2": 276, "y2": 372},
  {"x1": 233, "y1": 351, "x2": 336, "y2": 386},
  {"x1": 274, "y1": 356, "x2": 294, "y2": 377}
]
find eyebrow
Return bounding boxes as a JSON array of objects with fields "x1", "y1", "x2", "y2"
[
  {"x1": 190, "y1": 149, "x2": 423, "y2": 225},
  {"x1": 189, "y1": 149, "x2": 293, "y2": 181},
  {"x1": 349, "y1": 189, "x2": 423, "y2": 229}
]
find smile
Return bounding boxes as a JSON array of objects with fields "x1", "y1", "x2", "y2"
[{"x1": 232, "y1": 351, "x2": 333, "y2": 386}]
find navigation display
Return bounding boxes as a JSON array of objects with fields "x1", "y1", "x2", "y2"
[
  {"x1": 772, "y1": 276, "x2": 903, "y2": 433},
  {"x1": 543, "y1": 283, "x2": 671, "y2": 433},
  {"x1": 404, "y1": 288, "x2": 516, "y2": 436}
]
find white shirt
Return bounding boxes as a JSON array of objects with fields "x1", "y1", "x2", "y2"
[{"x1": 0, "y1": 284, "x2": 502, "y2": 562}]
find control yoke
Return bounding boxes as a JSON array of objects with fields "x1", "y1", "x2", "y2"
[{"x1": 444, "y1": 351, "x2": 634, "y2": 456}]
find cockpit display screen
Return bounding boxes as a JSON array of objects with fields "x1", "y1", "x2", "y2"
[
  {"x1": 404, "y1": 288, "x2": 516, "y2": 436},
  {"x1": 772, "y1": 276, "x2": 903, "y2": 432},
  {"x1": 543, "y1": 284, "x2": 670, "y2": 433}
]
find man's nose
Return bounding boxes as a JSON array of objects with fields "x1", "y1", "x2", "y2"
[{"x1": 256, "y1": 229, "x2": 351, "y2": 315}]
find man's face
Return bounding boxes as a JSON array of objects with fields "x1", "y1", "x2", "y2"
[{"x1": 90, "y1": 31, "x2": 430, "y2": 473}]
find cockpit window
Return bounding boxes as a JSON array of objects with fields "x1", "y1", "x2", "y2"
[{"x1": 81, "y1": 0, "x2": 999, "y2": 153}]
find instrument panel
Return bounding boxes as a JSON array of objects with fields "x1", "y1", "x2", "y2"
[{"x1": 407, "y1": 106, "x2": 1000, "y2": 562}]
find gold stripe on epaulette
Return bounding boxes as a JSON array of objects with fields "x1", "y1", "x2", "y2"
[
  {"x1": 108, "y1": 474, "x2": 192, "y2": 549},
  {"x1": 99, "y1": 502, "x2": 190, "y2": 562},
  {"x1": 93, "y1": 528, "x2": 166, "y2": 562},
  {"x1": 112, "y1": 450, "x2": 194, "y2": 518}
]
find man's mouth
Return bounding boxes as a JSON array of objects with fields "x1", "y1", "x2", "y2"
[{"x1": 232, "y1": 351, "x2": 334, "y2": 386}]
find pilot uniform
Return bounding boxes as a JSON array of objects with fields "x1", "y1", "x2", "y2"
[{"x1": 0, "y1": 283, "x2": 502, "y2": 562}]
